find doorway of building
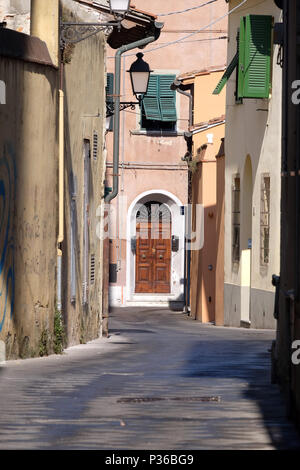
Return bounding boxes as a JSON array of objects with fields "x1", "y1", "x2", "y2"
[
  {"x1": 241, "y1": 155, "x2": 253, "y2": 325},
  {"x1": 135, "y1": 201, "x2": 171, "y2": 294}
]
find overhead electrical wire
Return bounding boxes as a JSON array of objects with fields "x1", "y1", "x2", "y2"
[
  {"x1": 161, "y1": 29, "x2": 227, "y2": 33},
  {"x1": 153, "y1": 36, "x2": 228, "y2": 45},
  {"x1": 124, "y1": 0, "x2": 248, "y2": 57},
  {"x1": 106, "y1": 0, "x2": 248, "y2": 59},
  {"x1": 157, "y1": 0, "x2": 218, "y2": 17}
]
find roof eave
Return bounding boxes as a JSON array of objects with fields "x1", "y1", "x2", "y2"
[{"x1": 75, "y1": 0, "x2": 163, "y2": 49}]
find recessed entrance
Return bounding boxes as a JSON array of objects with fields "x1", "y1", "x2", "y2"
[
  {"x1": 123, "y1": 190, "x2": 185, "y2": 307},
  {"x1": 135, "y1": 201, "x2": 171, "y2": 294},
  {"x1": 241, "y1": 155, "x2": 253, "y2": 325}
]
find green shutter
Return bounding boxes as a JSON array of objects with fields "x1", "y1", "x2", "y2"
[
  {"x1": 143, "y1": 74, "x2": 177, "y2": 122},
  {"x1": 106, "y1": 73, "x2": 114, "y2": 102},
  {"x1": 106, "y1": 73, "x2": 114, "y2": 130},
  {"x1": 143, "y1": 75, "x2": 161, "y2": 121},
  {"x1": 158, "y1": 75, "x2": 177, "y2": 122},
  {"x1": 238, "y1": 17, "x2": 246, "y2": 99},
  {"x1": 213, "y1": 53, "x2": 238, "y2": 95},
  {"x1": 239, "y1": 15, "x2": 273, "y2": 99}
]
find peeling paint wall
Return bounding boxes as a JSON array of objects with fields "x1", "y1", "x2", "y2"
[{"x1": 0, "y1": 0, "x2": 31, "y2": 33}]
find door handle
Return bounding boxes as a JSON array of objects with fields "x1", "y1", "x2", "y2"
[
  {"x1": 142, "y1": 254, "x2": 146, "y2": 259},
  {"x1": 159, "y1": 255, "x2": 163, "y2": 260}
]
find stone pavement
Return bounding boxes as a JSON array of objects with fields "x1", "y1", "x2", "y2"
[{"x1": 0, "y1": 307, "x2": 299, "y2": 450}]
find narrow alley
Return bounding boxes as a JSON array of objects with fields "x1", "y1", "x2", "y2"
[
  {"x1": 0, "y1": 308, "x2": 299, "y2": 450},
  {"x1": 1, "y1": 0, "x2": 300, "y2": 453}
]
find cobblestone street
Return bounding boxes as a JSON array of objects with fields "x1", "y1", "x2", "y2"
[{"x1": 0, "y1": 308, "x2": 299, "y2": 450}]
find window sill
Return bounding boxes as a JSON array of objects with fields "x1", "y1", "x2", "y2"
[{"x1": 130, "y1": 130, "x2": 184, "y2": 137}]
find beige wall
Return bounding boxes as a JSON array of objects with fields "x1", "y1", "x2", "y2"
[
  {"x1": 61, "y1": 4, "x2": 107, "y2": 345},
  {"x1": 190, "y1": 126, "x2": 225, "y2": 322},
  {"x1": 0, "y1": 56, "x2": 58, "y2": 358},
  {"x1": 194, "y1": 71, "x2": 226, "y2": 123},
  {"x1": 189, "y1": 71, "x2": 225, "y2": 324},
  {"x1": 0, "y1": 0, "x2": 108, "y2": 358},
  {"x1": 224, "y1": 0, "x2": 282, "y2": 328}
]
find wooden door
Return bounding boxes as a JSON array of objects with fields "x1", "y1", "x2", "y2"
[{"x1": 135, "y1": 222, "x2": 171, "y2": 294}]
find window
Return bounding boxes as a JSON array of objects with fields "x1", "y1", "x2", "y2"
[
  {"x1": 106, "y1": 72, "x2": 114, "y2": 131},
  {"x1": 90, "y1": 254, "x2": 95, "y2": 285},
  {"x1": 136, "y1": 201, "x2": 171, "y2": 224},
  {"x1": 141, "y1": 74, "x2": 177, "y2": 131},
  {"x1": 232, "y1": 176, "x2": 240, "y2": 263},
  {"x1": 93, "y1": 131, "x2": 98, "y2": 161},
  {"x1": 260, "y1": 175, "x2": 270, "y2": 265},
  {"x1": 213, "y1": 15, "x2": 273, "y2": 99}
]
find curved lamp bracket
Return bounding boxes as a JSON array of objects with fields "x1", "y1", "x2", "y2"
[{"x1": 60, "y1": 22, "x2": 117, "y2": 47}]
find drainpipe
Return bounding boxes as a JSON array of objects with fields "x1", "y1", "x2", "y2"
[
  {"x1": 105, "y1": 24, "x2": 163, "y2": 203},
  {"x1": 57, "y1": 88, "x2": 64, "y2": 312},
  {"x1": 171, "y1": 79, "x2": 193, "y2": 129},
  {"x1": 171, "y1": 79, "x2": 193, "y2": 314}
]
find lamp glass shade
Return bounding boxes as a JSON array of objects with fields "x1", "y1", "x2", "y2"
[
  {"x1": 109, "y1": 0, "x2": 130, "y2": 13},
  {"x1": 128, "y1": 53, "x2": 152, "y2": 97},
  {"x1": 130, "y1": 71, "x2": 150, "y2": 96}
]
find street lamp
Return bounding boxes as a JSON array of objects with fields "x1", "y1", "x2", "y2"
[
  {"x1": 128, "y1": 53, "x2": 152, "y2": 100},
  {"x1": 109, "y1": 0, "x2": 131, "y2": 16},
  {"x1": 106, "y1": 52, "x2": 152, "y2": 119}
]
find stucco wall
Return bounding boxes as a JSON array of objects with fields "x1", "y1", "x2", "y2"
[
  {"x1": 0, "y1": 0, "x2": 108, "y2": 358},
  {"x1": 224, "y1": 0, "x2": 282, "y2": 328},
  {"x1": 0, "y1": 55, "x2": 58, "y2": 358},
  {"x1": 61, "y1": 5, "x2": 107, "y2": 345},
  {"x1": 190, "y1": 124, "x2": 225, "y2": 323},
  {"x1": 0, "y1": 0, "x2": 31, "y2": 34},
  {"x1": 189, "y1": 71, "x2": 225, "y2": 324}
]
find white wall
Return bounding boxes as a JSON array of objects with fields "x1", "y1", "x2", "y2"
[{"x1": 224, "y1": 0, "x2": 282, "y2": 328}]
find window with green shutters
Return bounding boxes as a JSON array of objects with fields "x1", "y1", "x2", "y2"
[
  {"x1": 106, "y1": 73, "x2": 114, "y2": 105},
  {"x1": 213, "y1": 15, "x2": 273, "y2": 100},
  {"x1": 106, "y1": 72, "x2": 114, "y2": 131},
  {"x1": 141, "y1": 74, "x2": 177, "y2": 131},
  {"x1": 213, "y1": 53, "x2": 238, "y2": 95},
  {"x1": 142, "y1": 75, "x2": 161, "y2": 121},
  {"x1": 239, "y1": 15, "x2": 273, "y2": 99}
]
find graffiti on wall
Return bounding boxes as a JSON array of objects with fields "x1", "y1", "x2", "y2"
[{"x1": 0, "y1": 145, "x2": 15, "y2": 333}]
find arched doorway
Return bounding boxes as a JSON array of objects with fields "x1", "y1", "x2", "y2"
[
  {"x1": 126, "y1": 190, "x2": 185, "y2": 305},
  {"x1": 135, "y1": 201, "x2": 172, "y2": 294}
]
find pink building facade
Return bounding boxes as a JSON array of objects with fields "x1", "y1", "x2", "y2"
[{"x1": 106, "y1": 0, "x2": 228, "y2": 307}]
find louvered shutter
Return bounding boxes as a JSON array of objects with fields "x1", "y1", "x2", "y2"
[
  {"x1": 143, "y1": 75, "x2": 161, "y2": 121},
  {"x1": 106, "y1": 73, "x2": 114, "y2": 130},
  {"x1": 240, "y1": 15, "x2": 273, "y2": 99},
  {"x1": 159, "y1": 75, "x2": 177, "y2": 122},
  {"x1": 238, "y1": 17, "x2": 246, "y2": 100},
  {"x1": 213, "y1": 53, "x2": 238, "y2": 95},
  {"x1": 106, "y1": 73, "x2": 114, "y2": 103}
]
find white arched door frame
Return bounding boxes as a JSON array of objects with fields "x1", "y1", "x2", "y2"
[{"x1": 126, "y1": 190, "x2": 185, "y2": 305}]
